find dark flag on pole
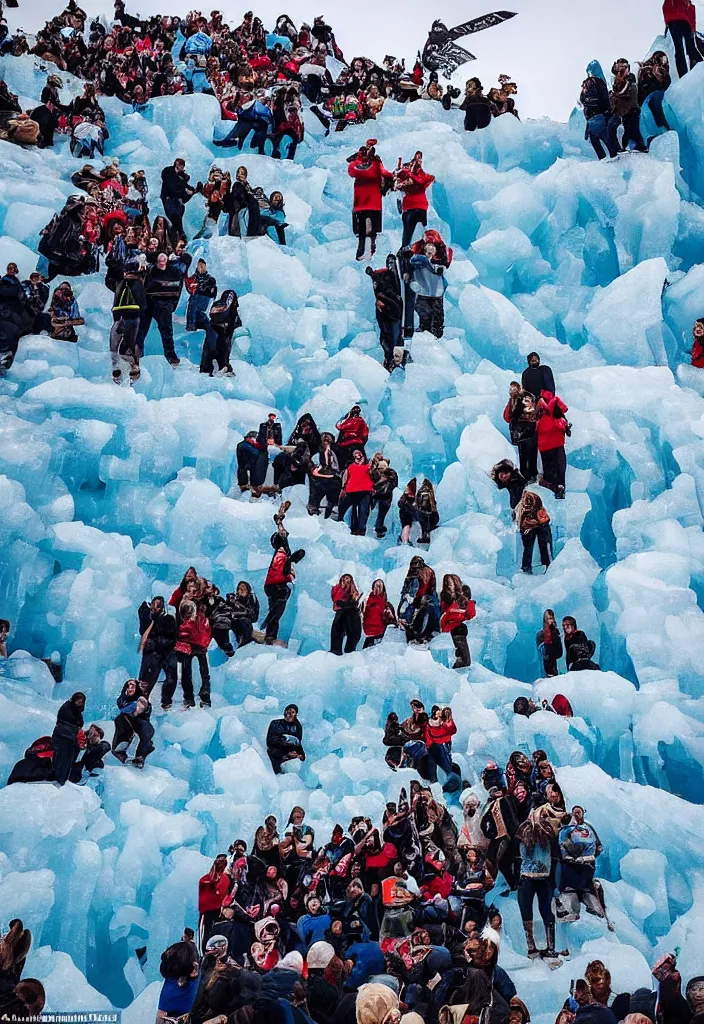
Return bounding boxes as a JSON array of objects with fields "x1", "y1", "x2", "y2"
[{"x1": 422, "y1": 11, "x2": 517, "y2": 75}]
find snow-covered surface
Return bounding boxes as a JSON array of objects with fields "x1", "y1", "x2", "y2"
[{"x1": 1, "y1": 51, "x2": 704, "y2": 1015}]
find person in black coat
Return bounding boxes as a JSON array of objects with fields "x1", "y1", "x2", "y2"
[
  {"x1": 7, "y1": 737, "x2": 55, "y2": 785},
  {"x1": 366, "y1": 257, "x2": 403, "y2": 368},
  {"x1": 138, "y1": 596, "x2": 178, "y2": 706},
  {"x1": 521, "y1": 352, "x2": 555, "y2": 399},
  {"x1": 461, "y1": 77, "x2": 493, "y2": 132},
  {"x1": 160, "y1": 158, "x2": 199, "y2": 241},
  {"x1": 136, "y1": 252, "x2": 186, "y2": 365},
  {"x1": 266, "y1": 704, "x2": 305, "y2": 774},
  {"x1": 29, "y1": 89, "x2": 59, "y2": 148},
  {"x1": 257, "y1": 413, "x2": 283, "y2": 448},
  {"x1": 199, "y1": 289, "x2": 241, "y2": 376},
  {"x1": 563, "y1": 617, "x2": 600, "y2": 672},
  {"x1": 0, "y1": 264, "x2": 28, "y2": 374},
  {"x1": 491, "y1": 459, "x2": 527, "y2": 511},
  {"x1": 51, "y1": 692, "x2": 86, "y2": 785},
  {"x1": 70, "y1": 723, "x2": 111, "y2": 781}
]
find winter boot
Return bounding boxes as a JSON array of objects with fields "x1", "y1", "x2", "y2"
[{"x1": 522, "y1": 921, "x2": 540, "y2": 959}]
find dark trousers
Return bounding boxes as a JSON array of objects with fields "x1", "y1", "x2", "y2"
[
  {"x1": 377, "y1": 316, "x2": 402, "y2": 364},
  {"x1": 236, "y1": 443, "x2": 268, "y2": 488},
  {"x1": 187, "y1": 292, "x2": 210, "y2": 330},
  {"x1": 517, "y1": 435, "x2": 538, "y2": 480},
  {"x1": 330, "y1": 608, "x2": 362, "y2": 655},
  {"x1": 464, "y1": 105, "x2": 492, "y2": 132},
  {"x1": 518, "y1": 876, "x2": 554, "y2": 927},
  {"x1": 644, "y1": 90, "x2": 670, "y2": 131},
  {"x1": 586, "y1": 113, "x2": 620, "y2": 160},
  {"x1": 272, "y1": 133, "x2": 298, "y2": 160},
  {"x1": 451, "y1": 624, "x2": 471, "y2": 667},
  {"x1": 163, "y1": 196, "x2": 185, "y2": 240},
  {"x1": 71, "y1": 739, "x2": 111, "y2": 781},
  {"x1": 309, "y1": 475, "x2": 341, "y2": 515},
  {"x1": 401, "y1": 208, "x2": 427, "y2": 247},
  {"x1": 262, "y1": 582, "x2": 290, "y2": 640},
  {"x1": 139, "y1": 649, "x2": 177, "y2": 697},
  {"x1": 52, "y1": 738, "x2": 78, "y2": 786},
  {"x1": 216, "y1": 118, "x2": 269, "y2": 154},
  {"x1": 541, "y1": 446, "x2": 566, "y2": 490},
  {"x1": 212, "y1": 626, "x2": 234, "y2": 657},
  {"x1": 373, "y1": 497, "x2": 391, "y2": 534},
  {"x1": 167, "y1": 647, "x2": 210, "y2": 703},
  {"x1": 428, "y1": 741, "x2": 454, "y2": 775},
  {"x1": 415, "y1": 295, "x2": 444, "y2": 338},
  {"x1": 133, "y1": 718, "x2": 155, "y2": 760},
  {"x1": 138, "y1": 300, "x2": 176, "y2": 361},
  {"x1": 363, "y1": 635, "x2": 383, "y2": 648},
  {"x1": 607, "y1": 111, "x2": 647, "y2": 153},
  {"x1": 669, "y1": 19, "x2": 703, "y2": 78},
  {"x1": 232, "y1": 616, "x2": 254, "y2": 647},
  {"x1": 522, "y1": 523, "x2": 553, "y2": 571},
  {"x1": 338, "y1": 492, "x2": 371, "y2": 534},
  {"x1": 200, "y1": 324, "x2": 232, "y2": 374}
]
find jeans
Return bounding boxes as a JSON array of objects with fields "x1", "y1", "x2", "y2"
[
  {"x1": 308, "y1": 475, "x2": 341, "y2": 516},
  {"x1": 139, "y1": 649, "x2": 177, "y2": 699},
  {"x1": 216, "y1": 117, "x2": 269, "y2": 154},
  {"x1": 586, "y1": 113, "x2": 619, "y2": 160},
  {"x1": 262, "y1": 582, "x2": 290, "y2": 640},
  {"x1": 517, "y1": 876, "x2": 554, "y2": 927},
  {"x1": 137, "y1": 300, "x2": 177, "y2": 361},
  {"x1": 338, "y1": 492, "x2": 371, "y2": 534},
  {"x1": 187, "y1": 292, "x2": 211, "y2": 330},
  {"x1": 260, "y1": 214, "x2": 286, "y2": 245},
  {"x1": 517, "y1": 435, "x2": 538, "y2": 480},
  {"x1": 643, "y1": 90, "x2": 670, "y2": 131},
  {"x1": 373, "y1": 497, "x2": 391, "y2": 534},
  {"x1": 330, "y1": 607, "x2": 362, "y2": 655},
  {"x1": 401, "y1": 208, "x2": 427, "y2": 247},
  {"x1": 669, "y1": 19, "x2": 703, "y2": 78},
  {"x1": 163, "y1": 196, "x2": 185, "y2": 240},
  {"x1": 212, "y1": 626, "x2": 234, "y2": 657},
  {"x1": 232, "y1": 617, "x2": 254, "y2": 647},
  {"x1": 429, "y1": 741, "x2": 454, "y2": 775},
  {"x1": 272, "y1": 133, "x2": 298, "y2": 160},
  {"x1": 415, "y1": 295, "x2": 444, "y2": 338},
  {"x1": 377, "y1": 316, "x2": 402, "y2": 364},
  {"x1": 521, "y1": 523, "x2": 553, "y2": 571}
]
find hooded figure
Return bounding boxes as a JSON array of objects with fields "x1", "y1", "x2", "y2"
[{"x1": 51, "y1": 692, "x2": 86, "y2": 786}]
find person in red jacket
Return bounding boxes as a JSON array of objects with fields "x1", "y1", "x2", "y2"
[
  {"x1": 362, "y1": 579, "x2": 397, "y2": 648},
  {"x1": 536, "y1": 390, "x2": 569, "y2": 499},
  {"x1": 198, "y1": 854, "x2": 231, "y2": 952},
  {"x1": 172, "y1": 598, "x2": 212, "y2": 708},
  {"x1": 338, "y1": 449, "x2": 374, "y2": 535},
  {"x1": 424, "y1": 704, "x2": 457, "y2": 780},
  {"x1": 329, "y1": 573, "x2": 362, "y2": 655},
  {"x1": 395, "y1": 150, "x2": 435, "y2": 247},
  {"x1": 261, "y1": 502, "x2": 305, "y2": 645},
  {"x1": 440, "y1": 574, "x2": 476, "y2": 669},
  {"x1": 335, "y1": 405, "x2": 369, "y2": 467},
  {"x1": 663, "y1": 0, "x2": 702, "y2": 78},
  {"x1": 691, "y1": 318, "x2": 704, "y2": 367},
  {"x1": 347, "y1": 139, "x2": 394, "y2": 260}
]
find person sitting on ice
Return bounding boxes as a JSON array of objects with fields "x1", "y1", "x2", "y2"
[
  {"x1": 261, "y1": 501, "x2": 305, "y2": 645},
  {"x1": 515, "y1": 490, "x2": 552, "y2": 575},
  {"x1": 70, "y1": 723, "x2": 110, "y2": 782},
  {"x1": 236, "y1": 430, "x2": 270, "y2": 495},
  {"x1": 7, "y1": 735, "x2": 55, "y2": 785},
  {"x1": 259, "y1": 191, "x2": 288, "y2": 245},
  {"x1": 440, "y1": 574, "x2": 476, "y2": 669},
  {"x1": 273, "y1": 417, "x2": 318, "y2": 486},
  {"x1": 397, "y1": 556, "x2": 440, "y2": 644},
  {"x1": 44, "y1": 281, "x2": 84, "y2": 342},
  {"x1": 513, "y1": 695, "x2": 573, "y2": 717},
  {"x1": 266, "y1": 703, "x2": 305, "y2": 774},
  {"x1": 365, "y1": 256, "x2": 403, "y2": 370},
  {"x1": 209, "y1": 581, "x2": 262, "y2": 656},
  {"x1": 562, "y1": 617, "x2": 600, "y2": 671},
  {"x1": 555, "y1": 805, "x2": 611, "y2": 928},
  {"x1": 111, "y1": 678, "x2": 155, "y2": 768},
  {"x1": 690, "y1": 318, "x2": 704, "y2": 368}
]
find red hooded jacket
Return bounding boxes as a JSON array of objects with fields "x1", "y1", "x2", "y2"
[
  {"x1": 198, "y1": 870, "x2": 230, "y2": 913},
  {"x1": 663, "y1": 0, "x2": 696, "y2": 29},
  {"x1": 397, "y1": 168, "x2": 435, "y2": 213},
  {"x1": 424, "y1": 718, "x2": 457, "y2": 747},
  {"x1": 536, "y1": 391, "x2": 569, "y2": 452},
  {"x1": 692, "y1": 337, "x2": 704, "y2": 368},
  {"x1": 175, "y1": 613, "x2": 212, "y2": 654},
  {"x1": 348, "y1": 157, "x2": 393, "y2": 212},
  {"x1": 440, "y1": 599, "x2": 476, "y2": 634},
  {"x1": 363, "y1": 592, "x2": 390, "y2": 638},
  {"x1": 265, "y1": 548, "x2": 293, "y2": 586},
  {"x1": 336, "y1": 414, "x2": 369, "y2": 448}
]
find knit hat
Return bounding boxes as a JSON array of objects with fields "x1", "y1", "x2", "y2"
[
  {"x1": 307, "y1": 941, "x2": 336, "y2": 970},
  {"x1": 356, "y1": 983, "x2": 400, "y2": 1024}
]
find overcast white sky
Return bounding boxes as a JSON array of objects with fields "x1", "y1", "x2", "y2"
[{"x1": 9, "y1": 0, "x2": 700, "y2": 120}]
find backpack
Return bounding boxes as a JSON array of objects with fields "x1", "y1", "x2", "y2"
[
  {"x1": 209, "y1": 289, "x2": 236, "y2": 324},
  {"x1": 113, "y1": 281, "x2": 140, "y2": 315}
]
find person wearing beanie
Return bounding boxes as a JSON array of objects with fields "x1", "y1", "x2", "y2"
[
  {"x1": 298, "y1": 894, "x2": 332, "y2": 948},
  {"x1": 307, "y1": 941, "x2": 344, "y2": 1024}
]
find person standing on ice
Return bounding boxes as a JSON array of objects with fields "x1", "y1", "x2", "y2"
[
  {"x1": 440, "y1": 574, "x2": 476, "y2": 668},
  {"x1": 160, "y1": 157, "x2": 199, "y2": 242},
  {"x1": 516, "y1": 804, "x2": 563, "y2": 961},
  {"x1": 607, "y1": 60, "x2": 647, "y2": 154},
  {"x1": 515, "y1": 491, "x2": 552, "y2": 574},
  {"x1": 663, "y1": 0, "x2": 702, "y2": 79},
  {"x1": 347, "y1": 139, "x2": 394, "y2": 261},
  {"x1": 197, "y1": 854, "x2": 231, "y2": 952},
  {"x1": 365, "y1": 258, "x2": 403, "y2": 370},
  {"x1": 537, "y1": 390, "x2": 569, "y2": 499},
  {"x1": 562, "y1": 617, "x2": 600, "y2": 671},
  {"x1": 261, "y1": 502, "x2": 305, "y2": 645},
  {"x1": 51, "y1": 691, "x2": 86, "y2": 786},
  {"x1": 338, "y1": 449, "x2": 374, "y2": 536},
  {"x1": 394, "y1": 150, "x2": 435, "y2": 248},
  {"x1": 690, "y1": 318, "x2": 704, "y2": 367},
  {"x1": 330, "y1": 573, "x2": 362, "y2": 655},
  {"x1": 369, "y1": 453, "x2": 398, "y2": 538},
  {"x1": 521, "y1": 352, "x2": 555, "y2": 399},
  {"x1": 409, "y1": 238, "x2": 448, "y2": 338},
  {"x1": 580, "y1": 62, "x2": 619, "y2": 160},
  {"x1": 266, "y1": 703, "x2": 305, "y2": 773},
  {"x1": 504, "y1": 383, "x2": 538, "y2": 483},
  {"x1": 637, "y1": 52, "x2": 672, "y2": 136},
  {"x1": 138, "y1": 251, "x2": 185, "y2": 367},
  {"x1": 536, "y1": 609, "x2": 563, "y2": 676},
  {"x1": 137, "y1": 595, "x2": 178, "y2": 706},
  {"x1": 110, "y1": 256, "x2": 147, "y2": 385}
]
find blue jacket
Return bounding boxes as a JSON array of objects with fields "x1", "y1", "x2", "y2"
[
  {"x1": 239, "y1": 99, "x2": 274, "y2": 127},
  {"x1": 183, "y1": 30, "x2": 212, "y2": 56},
  {"x1": 410, "y1": 254, "x2": 447, "y2": 297},
  {"x1": 344, "y1": 941, "x2": 385, "y2": 991},
  {"x1": 297, "y1": 912, "x2": 331, "y2": 948}
]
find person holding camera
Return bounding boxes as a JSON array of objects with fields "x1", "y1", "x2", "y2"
[
  {"x1": 347, "y1": 139, "x2": 394, "y2": 261},
  {"x1": 394, "y1": 150, "x2": 435, "y2": 247}
]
